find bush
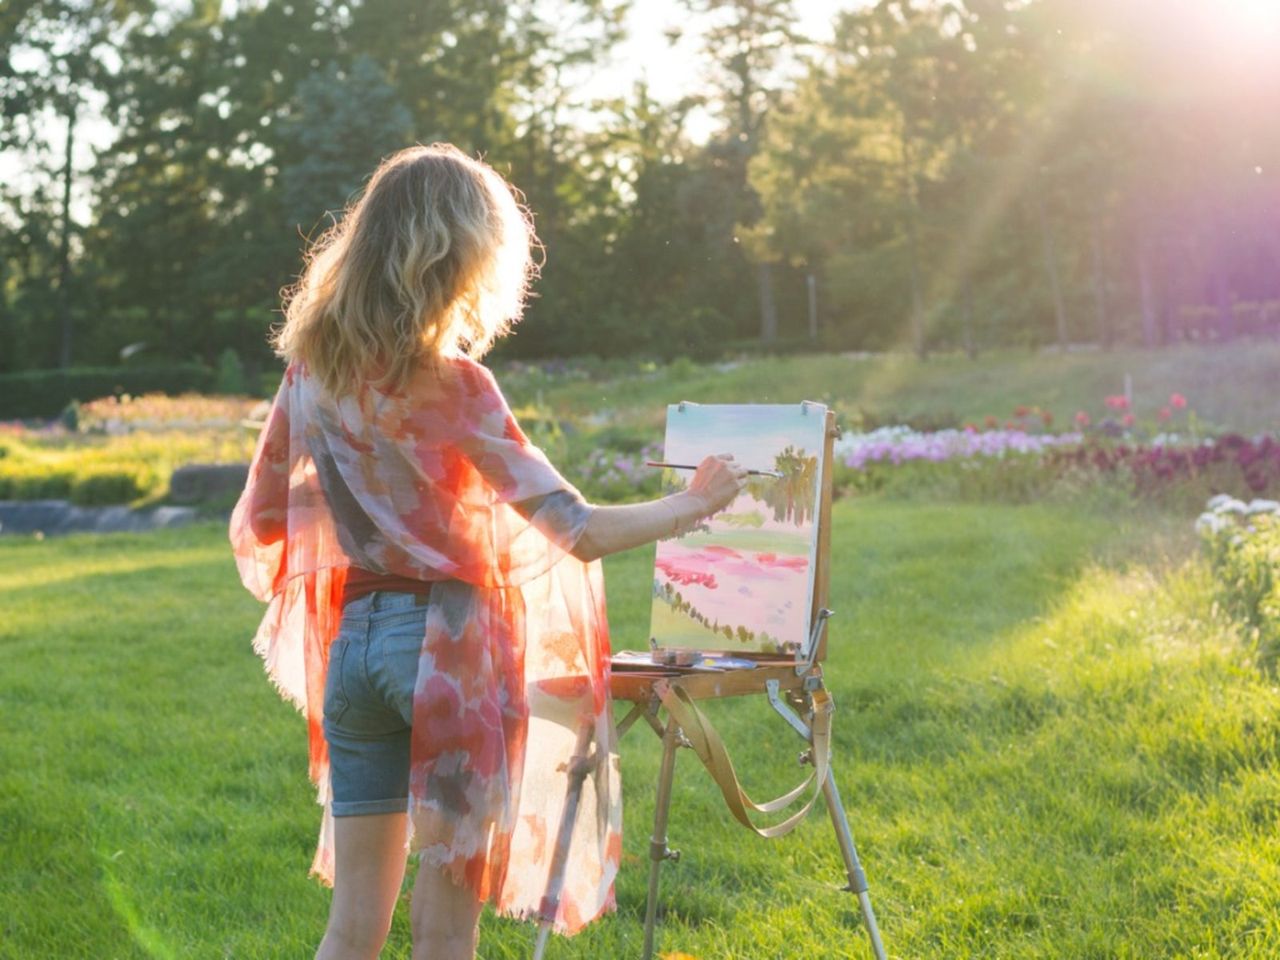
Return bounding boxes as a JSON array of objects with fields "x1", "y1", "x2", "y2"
[
  {"x1": 69, "y1": 465, "x2": 155, "y2": 506},
  {"x1": 0, "y1": 428, "x2": 252, "y2": 506},
  {"x1": 215, "y1": 349, "x2": 248, "y2": 395},
  {"x1": 1197, "y1": 496, "x2": 1280, "y2": 671},
  {"x1": 0, "y1": 364, "x2": 216, "y2": 419},
  {"x1": 0, "y1": 456, "x2": 155, "y2": 505},
  {"x1": 0, "y1": 461, "x2": 76, "y2": 500}
]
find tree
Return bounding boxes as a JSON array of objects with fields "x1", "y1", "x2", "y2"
[
  {"x1": 2, "y1": 0, "x2": 150, "y2": 366},
  {"x1": 679, "y1": 0, "x2": 802, "y2": 344},
  {"x1": 277, "y1": 56, "x2": 413, "y2": 235}
]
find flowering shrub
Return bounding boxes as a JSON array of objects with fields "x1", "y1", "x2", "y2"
[
  {"x1": 1196, "y1": 494, "x2": 1280, "y2": 671},
  {"x1": 567, "y1": 442, "x2": 664, "y2": 503}
]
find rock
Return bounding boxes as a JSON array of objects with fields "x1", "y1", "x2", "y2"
[
  {"x1": 168, "y1": 463, "x2": 250, "y2": 505},
  {"x1": 0, "y1": 500, "x2": 199, "y2": 536}
]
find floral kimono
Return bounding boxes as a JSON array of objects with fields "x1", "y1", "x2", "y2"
[{"x1": 229, "y1": 357, "x2": 620, "y2": 934}]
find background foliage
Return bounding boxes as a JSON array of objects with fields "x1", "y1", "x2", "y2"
[{"x1": 3, "y1": 0, "x2": 1278, "y2": 381}]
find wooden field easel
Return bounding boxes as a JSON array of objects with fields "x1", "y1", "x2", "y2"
[{"x1": 533, "y1": 406, "x2": 887, "y2": 960}]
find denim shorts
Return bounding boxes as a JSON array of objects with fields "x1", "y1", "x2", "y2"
[{"x1": 323, "y1": 590, "x2": 431, "y2": 817}]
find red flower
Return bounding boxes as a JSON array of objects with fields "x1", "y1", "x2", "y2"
[
  {"x1": 1014, "y1": 405, "x2": 1030, "y2": 417},
  {"x1": 984, "y1": 415, "x2": 998, "y2": 429},
  {"x1": 1122, "y1": 413, "x2": 1135, "y2": 427},
  {"x1": 1157, "y1": 406, "x2": 1171, "y2": 421},
  {"x1": 1040, "y1": 410, "x2": 1054, "y2": 427},
  {"x1": 1170, "y1": 393, "x2": 1187, "y2": 409},
  {"x1": 1105, "y1": 395, "x2": 1130, "y2": 411},
  {"x1": 1075, "y1": 411, "x2": 1091, "y2": 427}
]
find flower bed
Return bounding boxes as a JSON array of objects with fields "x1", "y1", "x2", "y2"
[
  {"x1": 0, "y1": 423, "x2": 258, "y2": 507},
  {"x1": 1043, "y1": 434, "x2": 1280, "y2": 503},
  {"x1": 835, "y1": 389, "x2": 1280, "y2": 508},
  {"x1": 568, "y1": 442, "x2": 665, "y2": 503},
  {"x1": 76, "y1": 392, "x2": 264, "y2": 434},
  {"x1": 837, "y1": 426, "x2": 1083, "y2": 469}
]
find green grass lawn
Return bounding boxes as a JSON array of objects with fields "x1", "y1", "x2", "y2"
[
  {"x1": 3, "y1": 500, "x2": 1278, "y2": 958},
  {"x1": 502, "y1": 340, "x2": 1280, "y2": 437}
]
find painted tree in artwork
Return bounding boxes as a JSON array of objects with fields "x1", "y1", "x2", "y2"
[{"x1": 746, "y1": 446, "x2": 818, "y2": 525}]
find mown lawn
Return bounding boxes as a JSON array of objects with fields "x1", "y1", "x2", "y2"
[{"x1": 2, "y1": 499, "x2": 1278, "y2": 958}]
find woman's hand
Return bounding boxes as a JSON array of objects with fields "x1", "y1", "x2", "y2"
[
  {"x1": 569, "y1": 454, "x2": 749, "y2": 562},
  {"x1": 686, "y1": 453, "x2": 749, "y2": 515}
]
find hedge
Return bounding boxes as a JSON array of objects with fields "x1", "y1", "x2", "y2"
[
  {"x1": 0, "y1": 459, "x2": 157, "y2": 505},
  {"x1": 0, "y1": 365, "x2": 216, "y2": 420}
]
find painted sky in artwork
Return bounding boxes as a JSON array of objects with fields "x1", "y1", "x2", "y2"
[{"x1": 650, "y1": 403, "x2": 827, "y2": 655}]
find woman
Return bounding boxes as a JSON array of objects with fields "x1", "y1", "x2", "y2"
[{"x1": 230, "y1": 143, "x2": 745, "y2": 960}]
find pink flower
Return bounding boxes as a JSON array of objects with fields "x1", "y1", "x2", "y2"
[
  {"x1": 1104, "y1": 395, "x2": 1130, "y2": 411},
  {"x1": 1122, "y1": 413, "x2": 1135, "y2": 427},
  {"x1": 1075, "y1": 411, "x2": 1091, "y2": 427},
  {"x1": 1170, "y1": 393, "x2": 1187, "y2": 409},
  {"x1": 1157, "y1": 406, "x2": 1172, "y2": 421}
]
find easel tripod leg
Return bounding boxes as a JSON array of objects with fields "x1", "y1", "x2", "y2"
[
  {"x1": 823, "y1": 770, "x2": 888, "y2": 960},
  {"x1": 531, "y1": 719, "x2": 596, "y2": 960},
  {"x1": 642, "y1": 718, "x2": 681, "y2": 960}
]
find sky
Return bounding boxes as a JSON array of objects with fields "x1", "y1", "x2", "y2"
[
  {"x1": 599, "y1": 0, "x2": 857, "y2": 141},
  {"x1": 2, "y1": 0, "x2": 864, "y2": 222}
]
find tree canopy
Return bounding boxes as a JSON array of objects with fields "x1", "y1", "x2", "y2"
[{"x1": 2, "y1": 0, "x2": 1277, "y2": 376}]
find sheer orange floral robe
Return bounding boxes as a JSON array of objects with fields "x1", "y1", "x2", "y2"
[{"x1": 229, "y1": 357, "x2": 620, "y2": 934}]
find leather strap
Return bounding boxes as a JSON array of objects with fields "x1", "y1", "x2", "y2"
[{"x1": 654, "y1": 679, "x2": 834, "y2": 839}]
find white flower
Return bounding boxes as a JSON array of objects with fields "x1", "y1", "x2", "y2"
[
  {"x1": 1245, "y1": 499, "x2": 1280, "y2": 516},
  {"x1": 1210, "y1": 497, "x2": 1249, "y2": 516},
  {"x1": 1195, "y1": 513, "x2": 1228, "y2": 536}
]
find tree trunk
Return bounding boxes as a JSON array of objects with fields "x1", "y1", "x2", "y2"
[
  {"x1": 757, "y1": 262, "x2": 778, "y2": 343},
  {"x1": 1136, "y1": 233, "x2": 1160, "y2": 348},
  {"x1": 806, "y1": 272, "x2": 817, "y2": 342},
  {"x1": 0, "y1": 257, "x2": 11, "y2": 373},
  {"x1": 897, "y1": 125, "x2": 927, "y2": 359},
  {"x1": 962, "y1": 277, "x2": 977, "y2": 359},
  {"x1": 1090, "y1": 210, "x2": 1110, "y2": 348},
  {"x1": 1035, "y1": 193, "x2": 1068, "y2": 349},
  {"x1": 1212, "y1": 218, "x2": 1235, "y2": 341},
  {"x1": 56, "y1": 95, "x2": 78, "y2": 369}
]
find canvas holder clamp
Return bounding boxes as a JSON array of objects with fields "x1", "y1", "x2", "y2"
[{"x1": 653, "y1": 679, "x2": 834, "y2": 839}]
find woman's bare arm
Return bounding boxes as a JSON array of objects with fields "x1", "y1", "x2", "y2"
[{"x1": 569, "y1": 454, "x2": 747, "y2": 563}]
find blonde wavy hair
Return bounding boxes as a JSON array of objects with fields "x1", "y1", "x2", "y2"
[{"x1": 273, "y1": 143, "x2": 538, "y2": 396}]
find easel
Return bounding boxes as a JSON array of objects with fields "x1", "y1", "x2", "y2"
[{"x1": 533, "y1": 407, "x2": 887, "y2": 960}]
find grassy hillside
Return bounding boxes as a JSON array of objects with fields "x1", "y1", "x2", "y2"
[
  {"x1": 3, "y1": 502, "x2": 1276, "y2": 958},
  {"x1": 501, "y1": 340, "x2": 1280, "y2": 436}
]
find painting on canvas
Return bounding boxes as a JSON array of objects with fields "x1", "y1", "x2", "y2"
[{"x1": 649, "y1": 403, "x2": 827, "y2": 656}]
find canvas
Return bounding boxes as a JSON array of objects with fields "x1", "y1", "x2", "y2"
[{"x1": 649, "y1": 402, "x2": 827, "y2": 656}]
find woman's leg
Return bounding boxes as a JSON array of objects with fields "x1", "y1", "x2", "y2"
[
  {"x1": 316, "y1": 813, "x2": 409, "y2": 960},
  {"x1": 410, "y1": 859, "x2": 483, "y2": 960}
]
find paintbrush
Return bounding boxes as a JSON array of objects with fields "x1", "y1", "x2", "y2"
[{"x1": 645, "y1": 460, "x2": 783, "y2": 479}]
